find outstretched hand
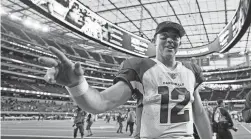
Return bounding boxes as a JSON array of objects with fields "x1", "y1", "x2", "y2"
[{"x1": 39, "y1": 46, "x2": 85, "y2": 87}]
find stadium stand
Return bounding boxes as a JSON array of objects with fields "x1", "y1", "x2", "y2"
[
  {"x1": 114, "y1": 57, "x2": 126, "y2": 64},
  {"x1": 101, "y1": 54, "x2": 115, "y2": 64},
  {"x1": 73, "y1": 47, "x2": 90, "y2": 59},
  {"x1": 1, "y1": 25, "x2": 7, "y2": 33},
  {"x1": 24, "y1": 31, "x2": 47, "y2": 46},
  {"x1": 88, "y1": 51, "x2": 101, "y2": 62},
  {"x1": 1, "y1": 22, "x2": 30, "y2": 41},
  {"x1": 58, "y1": 43, "x2": 77, "y2": 56}
]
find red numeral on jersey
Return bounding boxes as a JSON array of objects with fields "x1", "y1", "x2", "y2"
[{"x1": 158, "y1": 87, "x2": 190, "y2": 124}]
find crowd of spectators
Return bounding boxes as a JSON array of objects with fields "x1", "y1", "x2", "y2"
[
  {"x1": 203, "y1": 65, "x2": 251, "y2": 72},
  {"x1": 1, "y1": 97, "x2": 75, "y2": 113},
  {"x1": 1, "y1": 23, "x2": 125, "y2": 66},
  {"x1": 199, "y1": 87, "x2": 251, "y2": 101},
  {"x1": 204, "y1": 71, "x2": 250, "y2": 81}
]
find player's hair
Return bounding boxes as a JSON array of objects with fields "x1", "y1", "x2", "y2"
[{"x1": 217, "y1": 99, "x2": 224, "y2": 105}]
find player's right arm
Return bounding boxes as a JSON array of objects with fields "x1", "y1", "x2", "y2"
[
  {"x1": 39, "y1": 47, "x2": 133, "y2": 114},
  {"x1": 69, "y1": 81, "x2": 132, "y2": 114}
]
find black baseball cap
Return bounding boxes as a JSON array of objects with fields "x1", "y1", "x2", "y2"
[
  {"x1": 154, "y1": 21, "x2": 186, "y2": 37},
  {"x1": 217, "y1": 99, "x2": 224, "y2": 105}
]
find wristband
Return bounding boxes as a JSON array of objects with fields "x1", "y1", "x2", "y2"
[{"x1": 66, "y1": 79, "x2": 89, "y2": 97}]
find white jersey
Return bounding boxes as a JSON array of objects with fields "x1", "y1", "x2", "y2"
[{"x1": 114, "y1": 58, "x2": 204, "y2": 138}]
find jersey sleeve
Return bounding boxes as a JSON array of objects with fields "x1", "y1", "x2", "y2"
[
  {"x1": 113, "y1": 58, "x2": 143, "y2": 98},
  {"x1": 191, "y1": 63, "x2": 205, "y2": 86},
  {"x1": 182, "y1": 62, "x2": 205, "y2": 89}
]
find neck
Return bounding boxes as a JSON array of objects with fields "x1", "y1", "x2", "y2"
[{"x1": 156, "y1": 55, "x2": 177, "y2": 69}]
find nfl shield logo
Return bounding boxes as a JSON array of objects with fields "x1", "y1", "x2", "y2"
[{"x1": 168, "y1": 72, "x2": 178, "y2": 79}]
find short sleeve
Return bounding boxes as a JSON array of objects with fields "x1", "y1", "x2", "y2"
[
  {"x1": 113, "y1": 58, "x2": 142, "y2": 95},
  {"x1": 182, "y1": 62, "x2": 205, "y2": 89},
  {"x1": 192, "y1": 63, "x2": 205, "y2": 85}
]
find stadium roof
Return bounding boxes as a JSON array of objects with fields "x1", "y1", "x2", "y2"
[{"x1": 1, "y1": 0, "x2": 251, "y2": 57}]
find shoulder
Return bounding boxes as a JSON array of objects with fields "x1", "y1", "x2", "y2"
[
  {"x1": 119, "y1": 58, "x2": 157, "y2": 79},
  {"x1": 181, "y1": 62, "x2": 202, "y2": 74},
  {"x1": 121, "y1": 58, "x2": 156, "y2": 70},
  {"x1": 181, "y1": 62, "x2": 204, "y2": 85}
]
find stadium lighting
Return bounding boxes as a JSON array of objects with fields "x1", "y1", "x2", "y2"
[
  {"x1": 219, "y1": 54, "x2": 224, "y2": 58},
  {"x1": 42, "y1": 26, "x2": 50, "y2": 32},
  {"x1": 0, "y1": 8, "x2": 7, "y2": 15},
  {"x1": 9, "y1": 14, "x2": 21, "y2": 21},
  {"x1": 23, "y1": 18, "x2": 33, "y2": 27},
  {"x1": 33, "y1": 21, "x2": 41, "y2": 30},
  {"x1": 239, "y1": 51, "x2": 245, "y2": 55}
]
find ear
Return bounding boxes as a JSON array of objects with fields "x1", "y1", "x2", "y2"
[
  {"x1": 151, "y1": 38, "x2": 155, "y2": 43},
  {"x1": 151, "y1": 37, "x2": 156, "y2": 43},
  {"x1": 152, "y1": 34, "x2": 157, "y2": 43}
]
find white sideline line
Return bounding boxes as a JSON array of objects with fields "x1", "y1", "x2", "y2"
[
  {"x1": 241, "y1": 124, "x2": 251, "y2": 134},
  {"x1": 1, "y1": 125, "x2": 116, "y2": 129},
  {"x1": 1, "y1": 134, "x2": 133, "y2": 139},
  {"x1": 1, "y1": 129, "x2": 115, "y2": 133}
]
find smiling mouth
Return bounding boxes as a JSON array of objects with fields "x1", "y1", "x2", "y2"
[
  {"x1": 164, "y1": 47, "x2": 174, "y2": 51},
  {"x1": 167, "y1": 48, "x2": 174, "y2": 52}
]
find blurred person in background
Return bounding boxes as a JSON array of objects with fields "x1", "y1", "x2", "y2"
[
  {"x1": 125, "y1": 109, "x2": 130, "y2": 132},
  {"x1": 86, "y1": 113, "x2": 93, "y2": 136},
  {"x1": 106, "y1": 113, "x2": 110, "y2": 123},
  {"x1": 242, "y1": 91, "x2": 251, "y2": 123},
  {"x1": 117, "y1": 112, "x2": 124, "y2": 134},
  {"x1": 126, "y1": 108, "x2": 136, "y2": 136},
  {"x1": 212, "y1": 99, "x2": 235, "y2": 139},
  {"x1": 73, "y1": 106, "x2": 86, "y2": 138}
]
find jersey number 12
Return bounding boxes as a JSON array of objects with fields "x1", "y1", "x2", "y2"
[{"x1": 158, "y1": 86, "x2": 191, "y2": 124}]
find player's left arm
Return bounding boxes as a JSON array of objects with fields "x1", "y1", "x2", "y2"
[
  {"x1": 190, "y1": 63, "x2": 212, "y2": 139},
  {"x1": 192, "y1": 89, "x2": 213, "y2": 139}
]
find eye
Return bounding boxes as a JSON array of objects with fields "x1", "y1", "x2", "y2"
[{"x1": 159, "y1": 33, "x2": 168, "y2": 40}]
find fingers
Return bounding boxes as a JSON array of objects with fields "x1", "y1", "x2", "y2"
[
  {"x1": 48, "y1": 46, "x2": 71, "y2": 65},
  {"x1": 39, "y1": 57, "x2": 58, "y2": 67},
  {"x1": 44, "y1": 67, "x2": 58, "y2": 84},
  {"x1": 74, "y1": 62, "x2": 84, "y2": 76}
]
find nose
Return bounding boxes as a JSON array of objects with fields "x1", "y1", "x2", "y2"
[{"x1": 166, "y1": 38, "x2": 174, "y2": 44}]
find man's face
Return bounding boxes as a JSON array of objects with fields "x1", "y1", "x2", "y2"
[{"x1": 155, "y1": 28, "x2": 181, "y2": 59}]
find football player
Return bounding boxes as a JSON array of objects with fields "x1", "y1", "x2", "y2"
[
  {"x1": 39, "y1": 21, "x2": 212, "y2": 139},
  {"x1": 242, "y1": 91, "x2": 251, "y2": 123},
  {"x1": 212, "y1": 99, "x2": 234, "y2": 139}
]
